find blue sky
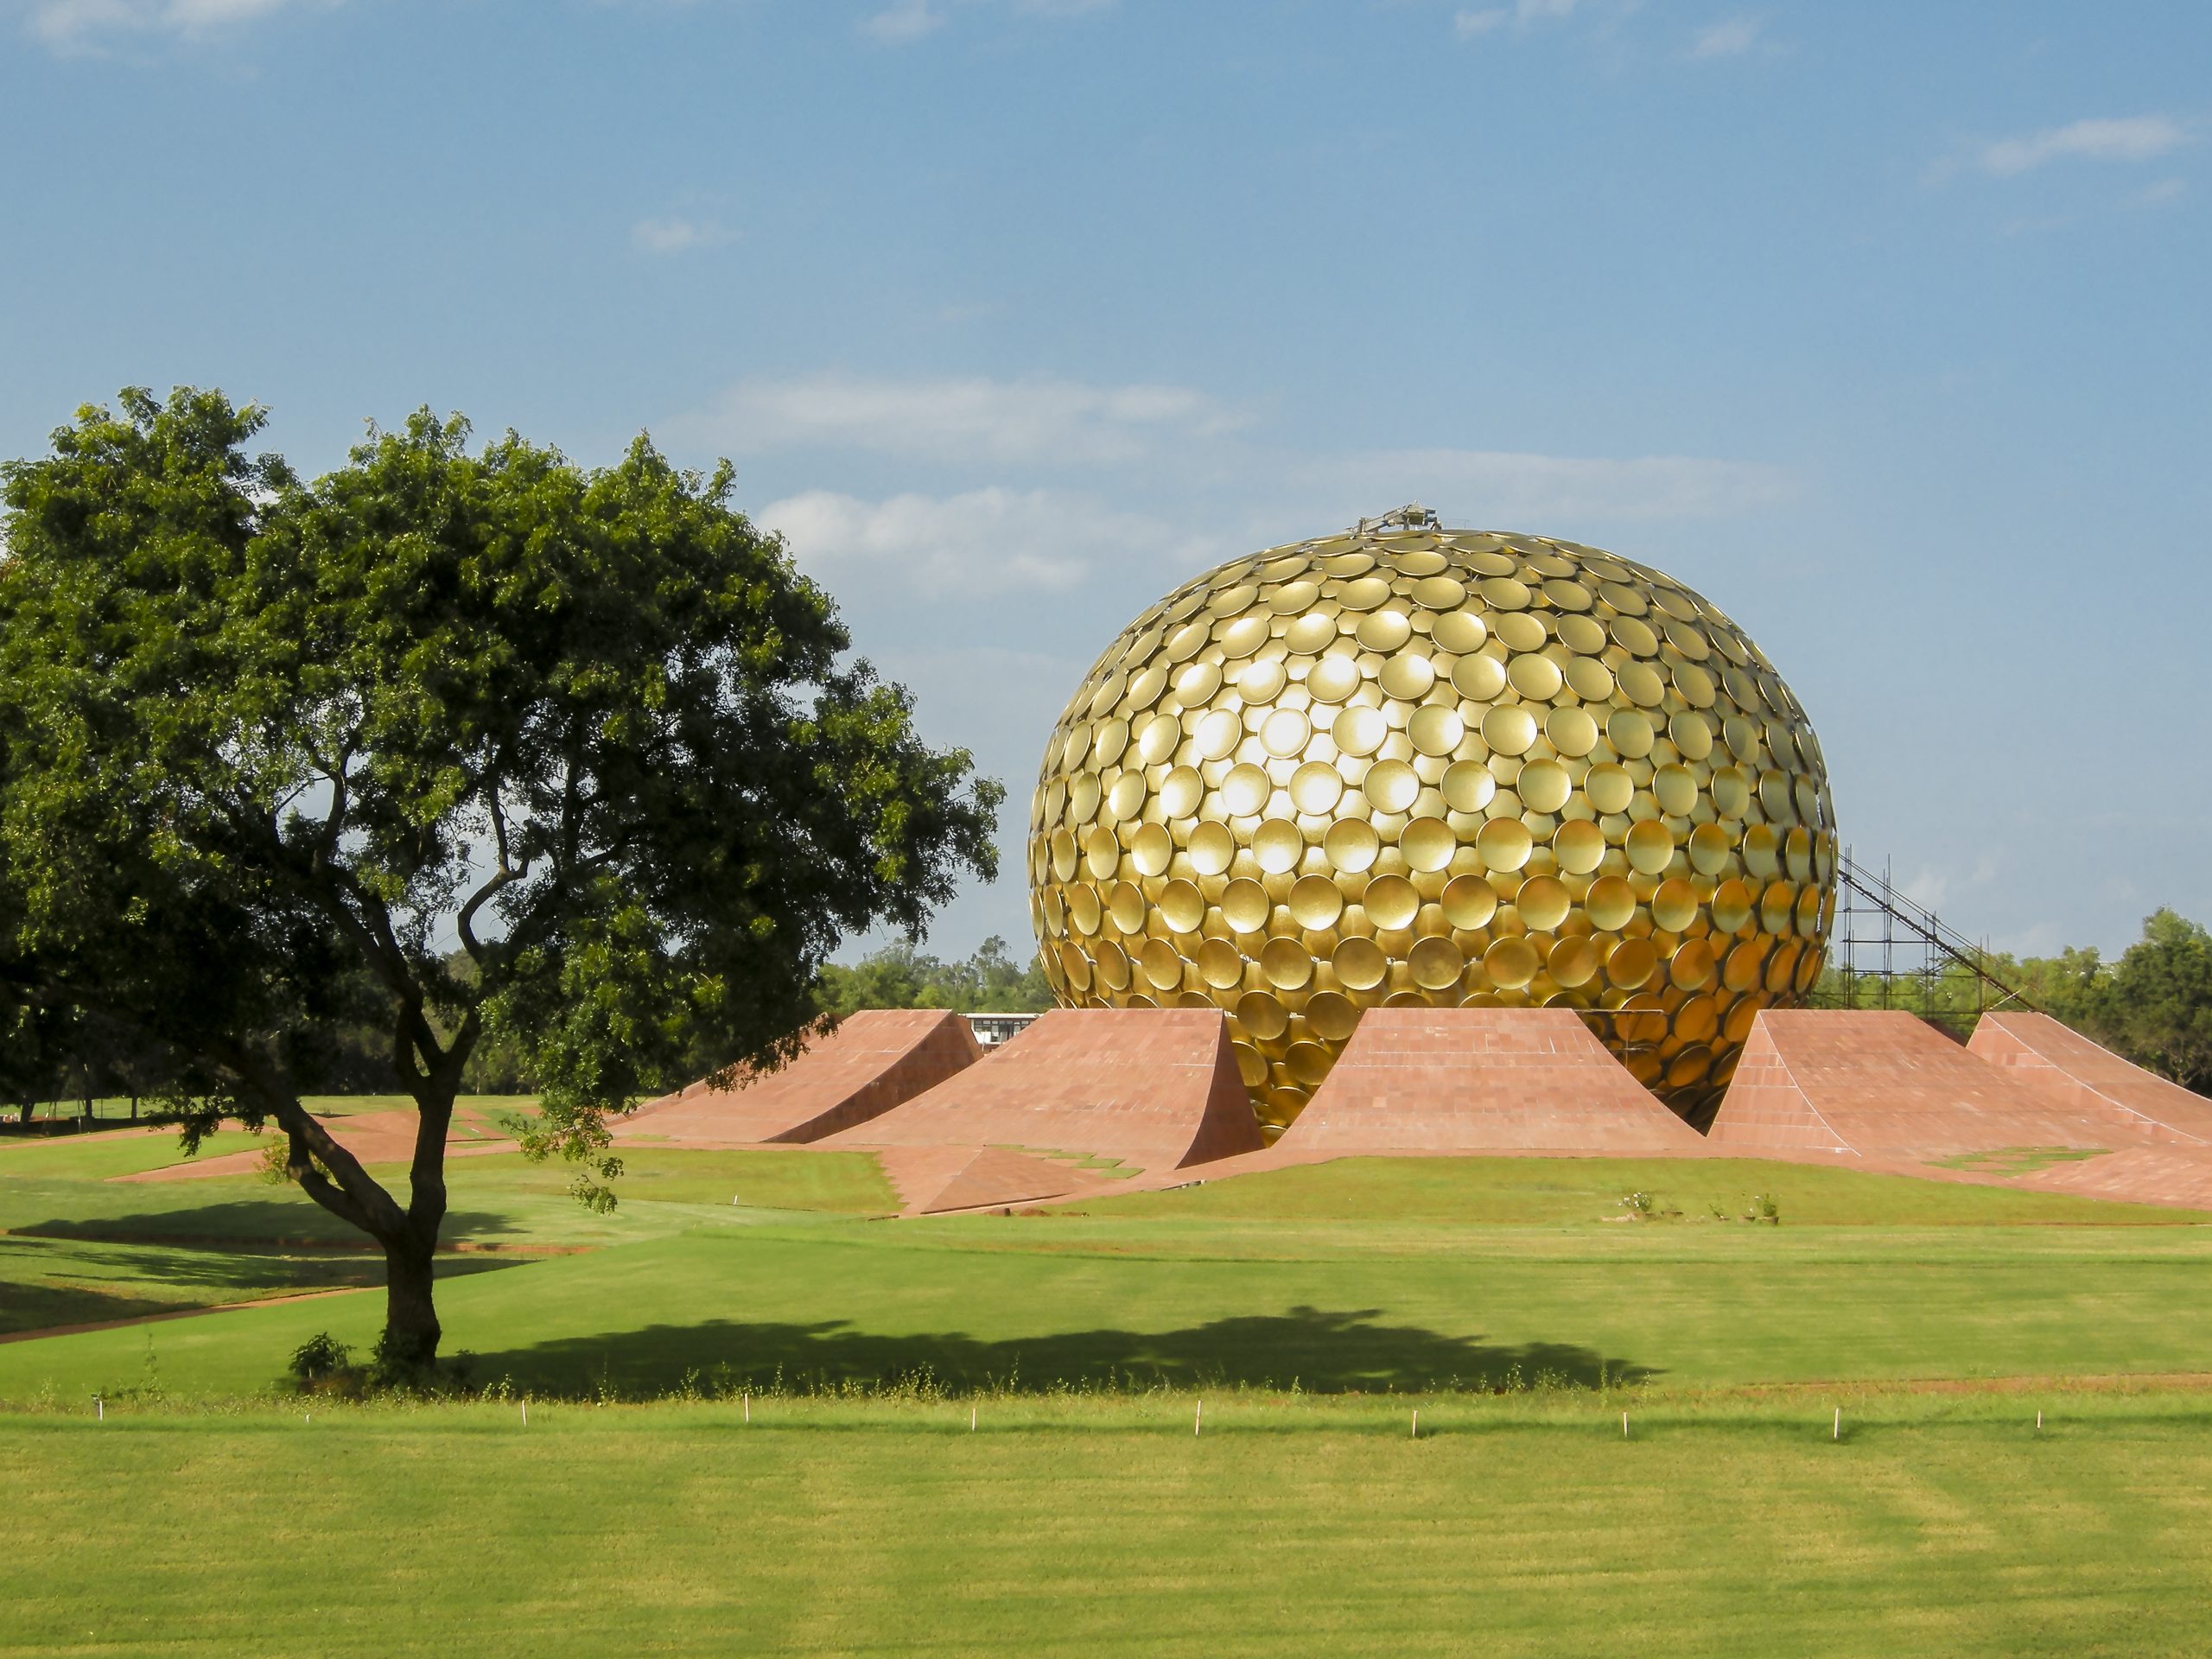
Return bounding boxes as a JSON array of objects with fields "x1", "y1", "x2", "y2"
[{"x1": 3, "y1": 0, "x2": 2206, "y2": 961}]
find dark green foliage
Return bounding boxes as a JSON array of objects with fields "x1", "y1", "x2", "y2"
[
  {"x1": 814, "y1": 935, "x2": 1053, "y2": 1018},
  {"x1": 0, "y1": 386, "x2": 1000, "y2": 1360}
]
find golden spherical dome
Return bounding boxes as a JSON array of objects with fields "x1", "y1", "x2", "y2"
[{"x1": 1025, "y1": 512, "x2": 1835, "y2": 1136}]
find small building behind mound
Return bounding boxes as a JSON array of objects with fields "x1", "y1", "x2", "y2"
[
  {"x1": 620, "y1": 1009, "x2": 982, "y2": 1147},
  {"x1": 1967, "y1": 1011, "x2": 2212, "y2": 1146},
  {"x1": 1706, "y1": 1009, "x2": 2127, "y2": 1159},
  {"x1": 820, "y1": 1007, "x2": 1262, "y2": 1174},
  {"x1": 1275, "y1": 1007, "x2": 1705, "y2": 1154}
]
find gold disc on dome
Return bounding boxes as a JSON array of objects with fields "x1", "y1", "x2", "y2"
[
  {"x1": 1516, "y1": 875, "x2": 1572, "y2": 932},
  {"x1": 1195, "y1": 709, "x2": 1242, "y2": 760},
  {"x1": 1253, "y1": 817, "x2": 1305, "y2": 874},
  {"x1": 1492, "y1": 611, "x2": 1547, "y2": 653},
  {"x1": 1408, "y1": 935, "x2": 1465, "y2": 990},
  {"x1": 1478, "y1": 576, "x2": 1531, "y2": 610},
  {"x1": 1507, "y1": 654, "x2": 1564, "y2": 702},
  {"x1": 1545, "y1": 705, "x2": 1599, "y2": 757},
  {"x1": 1711, "y1": 878, "x2": 1753, "y2": 933},
  {"x1": 1159, "y1": 878, "x2": 1205, "y2": 934},
  {"x1": 1552, "y1": 820, "x2": 1605, "y2": 874},
  {"x1": 1484, "y1": 936, "x2": 1540, "y2": 989},
  {"x1": 1624, "y1": 821, "x2": 1675, "y2": 875},
  {"x1": 1585, "y1": 874, "x2": 1637, "y2": 931},
  {"x1": 1408, "y1": 705, "x2": 1465, "y2": 756},
  {"x1": 1221, "y1": 763, "x2": 1271, "y2": 817},
  {"x1": 1306, "y1": 654, "x2": 1362, "y2": 703},
  {"x1": 1289, "y1": 761, "x2": 1344, "y2": 815},
  {"x1": 1261, "y1": 708, "x2": 1311, "y2": 759},
  {"x1": 1401, "y1": 816, "x2": 1457, "y2": 873},
  {"x1": 1288, "y1": 873, "x2": 1345, "y2": 929},
  {"x1": 1236, "y1": 988, "x2": 1290, "y2": 1040},
  {"x1": 1304, "y1": 990, "x2": 1361, "y2": 1042},
  {"x1": 1196, "y1": 938, "x2": 1244, "y2": 989},
  {"x1": 1452, "y1": 654, "x2": 1508, "y2": 700},
  {"x1": 1607, "y1": 709, "x2": 1655, "y2": 759},
  {"x1": 1650, "y1": 878, "x2": 1698, "y2": 933},
  {"x1": 1653, "y1": 765, "x2": 1698, "y2": 817},
  {"x1": 1333, "y1": 704, "x2": 1388, "y2": 758},
  {"x1": 1548, "y1": 935, "x2": 1601, "y2": 988},
  {"x1": 1555, "y1": 613, "x2": 1607, "y2": 655},
  {"x1": 1188, "y1": 820, "x2": 1236, "y2": 875},
  {"x1": 1482, "y1": 705, "x2": 1538, "y2": 756},
  {"x1": 1584, "y1": 764, "x2": 1634, "y2": 816},
  {"x1": 1284, "y1": 613, "x2": 1337, "y2": 653},
  {"x1": 1412, "y1": 575, "x2": 1467, "y2": 610},
  {"x1": 1158, "y1": 766, "x2": 1203, "y2": 818},
  {"x1": 1617, "y1": 661, "x2": 1666, "y2": 708},
  {"x1": 1286, "y1": 1042, "x2": 1334, "y2": 1085},
  {"x1": 1173, "y1": 661, "x2": 1222, "y2": 706},
  {"x1": 1688, "y1": 822, "x2": 1732, "y2": 876},
  {"x1": 1358, "y1": 609, "x2": 1414, "y2": 653},
  {"x1": 1332, "y1": 935, "x2": 1389, "y2": 991},
  {"x1": 1362, "y1": 874, "x2": 1421, "y2": 931},
  {"x1": 1338, "y1": 576, "x2": 1393, "y2": 612},
  {"x1": 1431, "y1": 611, "x2": 1486, "y2": 653},
  {"x1": 1259, "y1": 937, "x2": 1313, "y2": 991},
  {"x1": 1268, "y1": 579, "x2": 1320, "y2": 615},
  {"x1": 1363, "y1": 759, "x2": 1421, "y2": 814},
  {"x1": 1236, "y1": 658, "x2": 1287, "y2": 703},
  {"x1": 1324, "y1": 817, "x2": 1381, "y2": 871},
  {"x1": 1605, "y1": 938, "x2": 1658, "y2": 990},
  {"x1": 1516, "y1": 759, "x2": 1571, "y2": 814},
  {"x1": 1440, "y1": 873, "x2": 1499, "y2": 929},
  {"x1": 1441, "y1": 760, "x2": 1496, "y2": 813},
  {"x1": 1220, "y1": 877, "x2": 1271, "y2": 933},
  {"x1": 1378, "y1": 653, "x2": 1435, "y2": 701},
  {"x1": 1476, "y1": 817, "x2": 1534, "y2": 873},
  {"x1": 1141, "y1": 938, "x2": 1184, "y2": 991}
]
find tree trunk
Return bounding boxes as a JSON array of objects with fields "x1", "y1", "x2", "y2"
[{"x1": 380, "y1": 1233, "x2": 442, "y2": 1373}]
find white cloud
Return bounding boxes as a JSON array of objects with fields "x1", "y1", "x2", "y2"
[
  {"x1": 1328, "y1": 448, "x2": 1798, "y2": 523},
  {"x1": 1453, "y1": 8, "x2": 1506, "y2": 36},
  {"x1": 2127, "y1": 176, "x2": 2188, "y2": 208},
  {"x1": 860, "y1": 0, "x2": 942, "y2": 43},
  {"x1": 1454, "y1": 0, "x2": 1577, "y2": 36},
  {"x1": 631, "y1": 216, "x2": 735, "y2": 256},
  {"x1": 1688, "y1": 16, "x2": 1764, "y2": 58},
  {"x1": 24, "y1": 0, "x2": 300, "y2": 43},
  {"x1": 685, "y1": 372, "x2": 1239, "y2": 467},
  {"x1": 1980, "y1": 115, "x2": 2191, "y2": 176},
  {"x1": 757, "y1": 486, "x2": 1211, "y2": 594}
]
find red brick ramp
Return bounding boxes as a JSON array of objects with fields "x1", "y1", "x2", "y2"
[
  {"x1": 2005, "y1": 1146, "x2": 2212, "y2": 1210},
  {"x1": 1275, "y1": 1008, "x2": 1704, "y2": 1154},
  {"x1": 1707, "y1": 1010, "x2": 2130, "y2": 1160},
  {"x1": 620, "y1": 1010, "x2": 982, "y2": 1147},
  {"x1": 820, "y1": 1008, "x2": 1263, "y2": 1173},
  {"x1": 1968, "y1": 1012, "x2": 2212, "y2": 1146}
]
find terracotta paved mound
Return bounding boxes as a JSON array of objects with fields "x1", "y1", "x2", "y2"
[
  {"x1": 1967, "y1": 1011, "x2": 2212, "y2": 1146},
  {"x1": 117, "y1": 1107, "x2": 515, "y2": 1184},
  {"x1": 1706, "y1": 1010, "x2": 2127, "y2": 1159},
  {"x1": 2007, "y1": 1145, "x2": 2212, "y2": 1210},
  {"x1": 1276, "y1": 1008, "x2": 1705, "y2": 1153},
  {"x1": 620, "y1": 1009, "x2": 982, "y2": 1147},
  {"x1": 821, "y1": 1007, "x2": 1263, "y2": 1173}
]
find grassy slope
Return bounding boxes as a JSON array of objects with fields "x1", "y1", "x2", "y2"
[
  {"x1": 6, "y1": 1154, "x2": 2212, "y2": 1401},
  {"x1": 7, "y1": 1398, "x2": 2212, "y2": 1658}
]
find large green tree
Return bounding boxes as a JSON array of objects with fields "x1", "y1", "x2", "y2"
[{"x1": 0, "y1": 388, "x2": 1001, "y2": 1369}]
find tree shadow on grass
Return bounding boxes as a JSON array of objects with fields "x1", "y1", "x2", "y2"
[
  {"x1": 14, "y1": 1203, "x2": 524, "y2": 1250},
  {"x1": 477, "y1": 1306, "x2": 1658, "y2": 1398}
]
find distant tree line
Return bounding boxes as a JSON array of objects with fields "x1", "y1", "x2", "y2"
[
  {"x1": 1817, "y1": 906, "x2": 2212, "y2": 1094},
  {"x1": 812, "y1": 936, "x2": 1054, "y2": 1018}
]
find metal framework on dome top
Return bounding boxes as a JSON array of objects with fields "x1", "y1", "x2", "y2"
[{"x1": 1811, "y1": 847, "x2": 2032, "y2": 1039}]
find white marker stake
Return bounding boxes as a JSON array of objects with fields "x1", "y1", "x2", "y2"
[
  {"x1": 2037, "y1": 1410, "x2": 2043, "y2": 1433},
  {"x1": 1196, "y1": 1400, "x2": 1203, "y2": 1437},
  {"x1": 94, "y1": 1397, "x2": 103, "y2": 1422},
  {"x1": 1623, "y1": 1412, "x2": 1629, "y2": 1440},
  {"x1": 1411, "y1": 1410, "x2": 1418, "y2": 1440},
  {"x1": 970, "y1": 1404, "x2": 976, "y2": 1432},
  {"x1": 743, "y1": 1392, "x2": 750, "y2": 1425},
  {"x1": 1834, "y1": 1408, "x2": 1840, "y2": 1442},
  {"x1": 521, "y1": 1400, "x2": 528, "y2": 1428}
]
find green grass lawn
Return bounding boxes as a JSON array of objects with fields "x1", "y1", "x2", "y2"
[
  {"x1": 9, "y1": 1135, "x2": 2212, "y2": 1655},
  {"x1": 7, "y1": 1394, "x2": 2212, "y2": 1657}
]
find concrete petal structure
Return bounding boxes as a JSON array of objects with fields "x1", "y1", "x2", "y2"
[
  {"x1": 1967, "y1": 1011, "x2": 2212, "y2": 1146},
  {"x1": 1276, "y1": 1008, "x2": 1705, "y2": 1154},
  {"x1": 620, "y1": 1009, "x2": 982, "y2": 1147},
  {"x1": 820, "y1": 1007, "x2": 1264, "y2": 1174},
  {"x1": 1706, "y1": 1009, "x2": 2124, "y2": 1159}
]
